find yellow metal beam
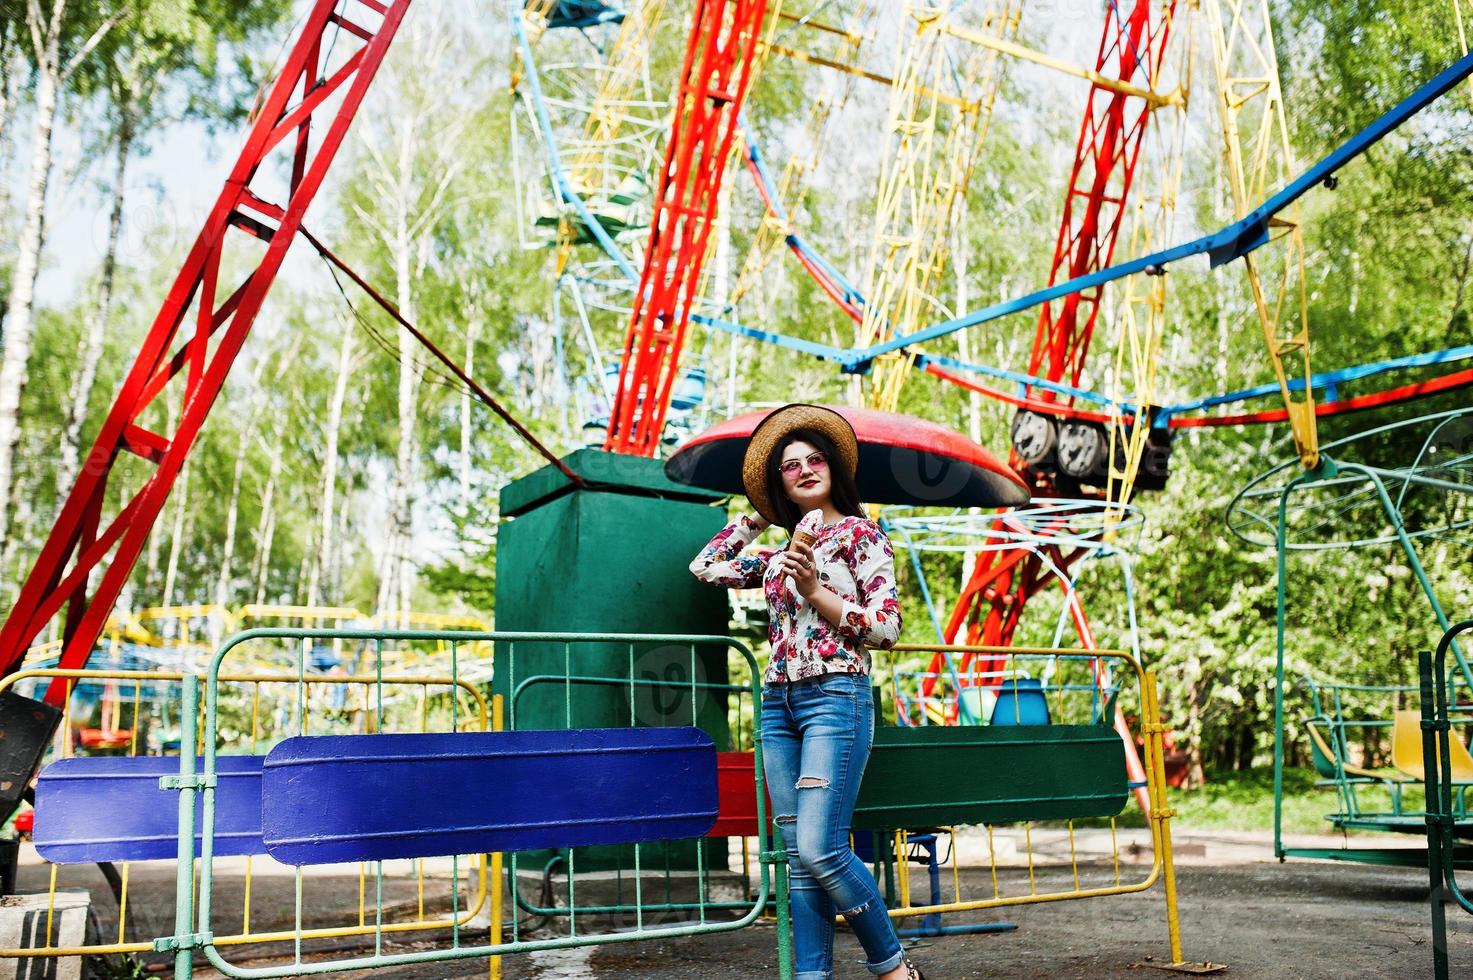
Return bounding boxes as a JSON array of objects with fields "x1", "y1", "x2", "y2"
[
  {"x1": 1204, "y1": 0, "x2": 1318, "y2": 468},
  {"x1": 769, "y1": 13, "x2": 1178, "y2": 108},
  {"x1": 1104, "y1": 5, "x2": 1192, "y2": 508},
  {"x1": 776, "y1": 8, "x2": 862, "y2": 41},
  {"x1": 859, "y1": 3, "x2": 1020, "y2": 412},
  {"x1": 943, "y1": 21, "x2": 1180, "y2": 107},
  {"x1": 734, "y1": 3, "x2": 879, "y2": 305},
  {"x1": 761, "y1": 42, "x2": 979, "y2": 110},
  {"x1": 1455, "y1": 0, "x2": 1473, "y2": 100}
]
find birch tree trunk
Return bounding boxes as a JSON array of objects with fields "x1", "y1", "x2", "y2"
[
  {"x1": 295, "y1": 539, "x2": 311, "y2": 606},
  {"x1": 0, "y1": 0, "x2": 66, "y2": 546},
  {"x1": 253, "y1": 506, "x2": 276, "y2": 606},
  {"x1": 251, "y1": 430, "x2": 284, "y2": 606},
  {"x1": 0, "y1": 0, "x2": 119, "y2": 543},
  {"x1": 57, "y1": 109, "x2": 133, "y2": 497},
  {"x1": 0, "y1": 485, "x2": 32, "y2": 590},
  {"x1": 375, "y1": 226, "x2": 421, "y2": 621},
  {"x1": 459, "y1": 320, "x2": 478, "y2": 513},
  {"x1": 0, "y1": 29, "x2": 28, "y2": 249},
  {"x1": 144, "y1": 400, "x2": 178, "y2": 592},
  {"x1": 352, "y1": 6, "x2": 462, "y2": 622},
  {"x1": 160, "y1": 465, "x2": 190, "y2": 609},
  {"x1": 391, "y1": 245, "x2": 420, "y2": 621},
  {"x1": 215, "y1": 437, "x2": 249, "y2": 610},
  {"x1": 0, "y1": 25, "x2": 16, "y2": 172},
  {"x1": 306, "y1": 323, "x2": 355, "y2": 608},
  {"x1": 331, "y1": 490, "x2": 351, "y2": 605}
]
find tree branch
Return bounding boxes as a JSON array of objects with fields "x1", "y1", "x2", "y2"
[
  {"x1": 60, "y1": 6, "x2": 124, "y2": 84},
  {"x1": 25, "y1": 0, "x2": 46, "y2": 59}
]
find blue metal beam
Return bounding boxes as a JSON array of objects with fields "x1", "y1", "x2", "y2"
[
  {"x1": 848, "y1": 48, "x2": 1473, "y2": 371},
  {"x1": 510, "y1": 4, "x2": 640, "y2": 283}
]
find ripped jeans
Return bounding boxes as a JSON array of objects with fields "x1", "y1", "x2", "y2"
[{"x1": 761, "y1": 672, "x2": 904, "y2": 980}]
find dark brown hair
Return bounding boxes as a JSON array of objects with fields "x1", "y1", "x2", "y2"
[{"x1": 763, "y1": 427, "x2": 867, "y2": 534}]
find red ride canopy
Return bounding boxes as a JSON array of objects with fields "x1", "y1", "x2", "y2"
[{"x1": 665, "y1": 406, "x2": 1030, "y2": 510}]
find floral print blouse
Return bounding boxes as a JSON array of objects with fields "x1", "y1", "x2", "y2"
[{"x1": 689, "y1": 513, "x2": 902, "y2": 684}]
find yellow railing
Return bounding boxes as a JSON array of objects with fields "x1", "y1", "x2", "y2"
[{"x1": 876, "y1": 643, "x2": 1187, "y2": 966}]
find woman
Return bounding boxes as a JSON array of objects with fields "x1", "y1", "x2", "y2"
[{"x1": 689, "y1": 404, "x2": 925, "y2": 980}]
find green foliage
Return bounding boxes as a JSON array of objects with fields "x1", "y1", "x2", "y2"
[{"x1": 1168, "y1": 766, "x2": 1348, "y2": 835}]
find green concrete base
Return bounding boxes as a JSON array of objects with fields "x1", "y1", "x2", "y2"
[{"x1": 494, "y1": 450, "x2": 737, "y2": 871}]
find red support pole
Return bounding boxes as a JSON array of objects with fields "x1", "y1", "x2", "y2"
[
  {"x1": 0, "y1": 0, "x2": 415, "y2": 698},
  {"x1": 602, "y1": 0, "x2": 770, "y2": 457}
]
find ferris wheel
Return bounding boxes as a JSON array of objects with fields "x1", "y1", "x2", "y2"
[{"x1": 507, "y1": 0, "x2": 1473, "y2": 721}]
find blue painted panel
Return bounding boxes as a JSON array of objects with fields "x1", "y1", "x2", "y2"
[
  {"x1": 34, "y1": 755, "x2": 265, "y2": 864},
  {"x1": 261, "y1": 728, "x2": 719, "y2": 865}
]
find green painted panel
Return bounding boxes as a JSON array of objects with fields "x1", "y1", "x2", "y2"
[
  {"x1": 494, "y1": 474, "x2": 733, "y2": 732},
  {"x1": 493, "y1": 452, "x2": 736, "y2": 872},
  {"x1": 853, "y1": 724, "x2": 1129, "y2": 830},
  {"x1": 500, "y1": 447, "x2": 724, "y2": 518}
]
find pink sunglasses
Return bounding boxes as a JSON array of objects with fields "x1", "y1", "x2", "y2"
[{"x1": 779, "y1": 451, "x2": 828, "y2": 478}]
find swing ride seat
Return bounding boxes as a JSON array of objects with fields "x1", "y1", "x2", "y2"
[
  {"x1": 33, "y1": 755, "x2": 266, "y2": 864},
  {"x1": 852, "y1": 722, "x2": 1128, "y2": 831},
  {"x1": 261, "y1": 728, "x2": 720, "y2": 865},
  {"x1": 1393, "y1": 709, "x2": 1473, "y2": 784},
  {"x1": 533, "y1": 205, "x2": 643, "y2": 243},
  {"x1": 1303, "y1": 711, "x2": 1473, "y2": 837},
  {"x1": 78, "y1": 728, "x2": 134, "y2": 750},
  {"x1": 533, "y1": 0, "x2": 626, "y2": 31},
  {"x1": 990, "y1": 677, "x2": 1053, "y2": 726},
  {"x1": 1305, "y1": 715, "x2": 1408, "y2": 784}
]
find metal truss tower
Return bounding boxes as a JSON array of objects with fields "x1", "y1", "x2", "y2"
[{"x1": 0, "y1": 0, "x2": 416, "y2": 697}]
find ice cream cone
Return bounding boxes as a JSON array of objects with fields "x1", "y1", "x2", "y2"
[{"x1": 786, "y1": 510, "x2": 824, "y2": 595}]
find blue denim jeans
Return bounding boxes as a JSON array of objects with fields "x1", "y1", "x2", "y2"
[{"x1": 761, "y1": 672, "x2": 903, "y2": 980}]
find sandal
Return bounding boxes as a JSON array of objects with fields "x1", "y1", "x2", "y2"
[{"x1": 903, "y1": 960, "x2": 927, "y2": 980}]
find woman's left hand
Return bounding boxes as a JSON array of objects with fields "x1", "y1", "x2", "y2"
[{"x1": 774, "y1": 541, "x2": 820, "y2": 599}]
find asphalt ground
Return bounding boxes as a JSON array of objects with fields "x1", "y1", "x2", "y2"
[
  {"x1": 15, "y1": 842, "x2": 1473, "y2": 979},
  {"x1": 309, "y1": 862, "x2": 1473, "y2": 980}
]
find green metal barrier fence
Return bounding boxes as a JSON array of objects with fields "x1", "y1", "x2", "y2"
[
  {"x1": 1420, "y1": 620, "x2": 1473, "y2": 980},
  {"x1": 507, "y1": 672, "x2": 768, "y2": 919},
  {"x1": 1, "y1": 663, "x2": 489, "y2": 964},
  {"x1": 178, "y1": 629, "x2": 786, "y2": 980},
  {"x1": 12, "y1": 628, "x2": 1198, "y2": 975}
]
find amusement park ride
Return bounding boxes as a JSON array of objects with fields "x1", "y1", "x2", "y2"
[{"x1": 0, "y1": 0, "x2": 1469, "y2": 738}]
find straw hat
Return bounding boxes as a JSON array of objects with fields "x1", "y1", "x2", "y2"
[{"x1": 741, "y1": 404, "x2": 859, "y2": 524}]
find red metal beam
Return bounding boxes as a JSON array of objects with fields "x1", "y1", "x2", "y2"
[
  {"x1": 1026, "y1": 0, "x2": 1179, "y2": 399},
  {"x1": 0, "y1": 0, "x2": 414, "y2": 698},
  {"x1": 602, "y1": 0, "x2": 770, "y2": 456}
]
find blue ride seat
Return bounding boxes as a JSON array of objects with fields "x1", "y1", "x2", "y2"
[
  {"x1": 261, "y1": 727, "x2": 719, "y2": 865},
  {"x1": 989, "y1": 678, "x2": 1051, "y2": 726},
  {"x1": 33, "y1": 755, "x2": 265, "y2": 864}
]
